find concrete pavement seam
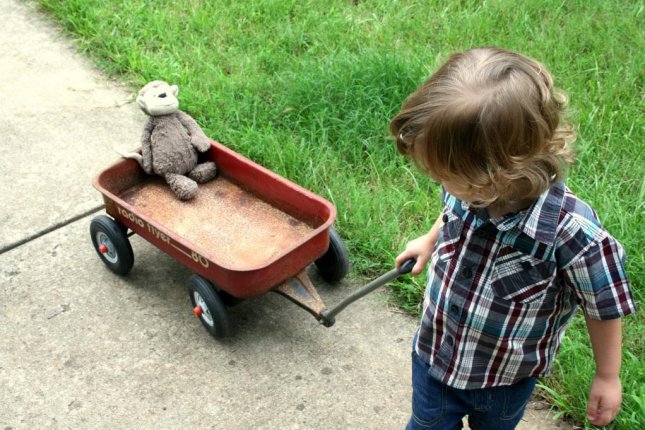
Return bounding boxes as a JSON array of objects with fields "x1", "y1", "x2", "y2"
[{"x1": 0, "y1": 204, "x2": 104, "y2": 255}]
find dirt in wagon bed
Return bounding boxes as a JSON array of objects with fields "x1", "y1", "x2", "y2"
[{"x1": 119, "y1": 177, "x2": 314, "y2": 270}]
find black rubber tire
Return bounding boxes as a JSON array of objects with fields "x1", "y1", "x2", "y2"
[
  {"x1": 90, "y1": 215, "x2": 134, "y2": 276},
  {"x1": 187, "y1": 275, "x2": 231, "y2": 339},
  {"x1": 314, "y1": 226, "x2": 350, "y2": 283}
]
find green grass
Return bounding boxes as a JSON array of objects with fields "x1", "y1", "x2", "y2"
[{"x1": 35, "y1": 0, "x2": 643, "y2": 428}]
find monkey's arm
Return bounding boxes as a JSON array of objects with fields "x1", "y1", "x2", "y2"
[
  {"x1": 114, "y1": 119, "x2": 150, "y2": 168},
  {"x1": 140, "y1": 119, "x2": 154, "y2": 173},
  {"x1": 176, "y1": 111, "x2": 211, "y2": 152},
  {"x1": 115, "y1": 148, "x2": 143, "y2": 166}
]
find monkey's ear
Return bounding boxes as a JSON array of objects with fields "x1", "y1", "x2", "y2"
[{"x1": 170, "y1": 85, "x2": 179, "y2": 97}]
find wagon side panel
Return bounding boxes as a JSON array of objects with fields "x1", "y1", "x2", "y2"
[
  {"x1": 105, "y1": 199, "x2": 228, "y2": 292},
  {"x1": 207, "y1": 140, "x2": 336, "y2": 229}
]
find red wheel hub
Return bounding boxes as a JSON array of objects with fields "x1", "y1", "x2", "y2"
[
  {"x1": 193, "y1": 306, "x2": 203, "y2": 317},
  {"x1": 98, "y1": 244, "x2": 108, "y2": 254}
]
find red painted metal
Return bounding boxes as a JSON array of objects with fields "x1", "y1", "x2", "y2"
[
  {"x1": 93, "y1": 140, "x2": 336, "y2": 300},
  {"x1": 98, "y1": 244, "x2": 108, "y2": 254},
  {"x1": 193, "y1": 306, "x2": 203, "y2": 317}
]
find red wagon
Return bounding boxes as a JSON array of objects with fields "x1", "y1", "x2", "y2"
[{"x1": 90, "y1": 140, "x2": 351, "y2": 338}]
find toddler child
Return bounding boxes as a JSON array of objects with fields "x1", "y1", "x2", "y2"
[{"x1": 390, "y1": 47, "x2": 636, "y2": 429}]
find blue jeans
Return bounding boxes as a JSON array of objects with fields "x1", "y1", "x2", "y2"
[{"x1": 407, "y1": 350, "x2": 536, "y2": 430}]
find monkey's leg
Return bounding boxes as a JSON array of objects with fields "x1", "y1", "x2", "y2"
[
  {"x1": 188, "y1": 162, "x2": 218, "y2": 183},
  {"x1": 165, "y1": 173, "x2": 198, "y2": 201}
]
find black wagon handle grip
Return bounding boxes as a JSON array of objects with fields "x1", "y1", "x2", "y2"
[
  {"x1": 319, "y1": 257, "x2": 417, "y2": 327},
  {"x1": 398, "y1": 258, "x2": 417, "y2": 275}
]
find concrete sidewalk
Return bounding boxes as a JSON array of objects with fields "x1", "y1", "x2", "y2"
[{"x1": 0, "y1": 1, "x2": 571, "y2": 429}]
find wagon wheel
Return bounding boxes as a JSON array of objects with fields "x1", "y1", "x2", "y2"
[
  {"x1": 315, "y1": 226, "x2": 350, "y2": 283},
  {"x1": 188, "y1": 275, "x2": 231, "y2": 339},
  {"x1": 90, "y1": 215, "x2": 134, "y2": 276}
]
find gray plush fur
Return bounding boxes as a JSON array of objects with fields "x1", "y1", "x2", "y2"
[{"x1": 123, "y1": 80, "x2": 217, "y2": 200}]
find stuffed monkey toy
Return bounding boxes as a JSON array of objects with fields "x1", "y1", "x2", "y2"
[{"x1": 122, "y1": 80, "x2": 217, "y2": 200}]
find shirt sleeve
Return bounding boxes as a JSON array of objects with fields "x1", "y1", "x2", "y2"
[{"x1": 561, "y1": 235, "x2": 636, "y2": 320}]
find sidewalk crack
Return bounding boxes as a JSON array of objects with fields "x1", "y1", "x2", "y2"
[{"x1": 0, "y1": 205, "x2": 103, "y2": 255}]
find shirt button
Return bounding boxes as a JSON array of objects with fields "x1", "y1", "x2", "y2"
[
  {"x1": 450, "y1": 304, "x2": 459, "y2": 315},
  {"x1": 442, "y1": 214, "x2": 449, "y2": 223},
  {"x1": 460, "y1": 266, "x2": 473, "y2": 279},
  {"x1": 446, "y1": 336, "x2": 454, "y2": 346}
]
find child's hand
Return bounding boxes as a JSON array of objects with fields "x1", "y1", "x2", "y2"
[
  {"x1": 396, "y1": 212, "x2": 444, "y2": 276},
  {"x1": 396, "y1": 233, "x2": 436, "y2": 276},
  {"x1": 587, "y1": 374, "x2": 622, "y2": 426}
]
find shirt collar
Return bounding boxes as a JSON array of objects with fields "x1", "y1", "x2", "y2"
[
  {"x1": 443, "y1": 183, "x2": 566, "y2": 245},
  {"x1": 515, "y1": 182, "x2": 565, "y2": 244}
]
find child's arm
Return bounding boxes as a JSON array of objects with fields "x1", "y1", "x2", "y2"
[
  {"x1": 585, "y1": 316, "x2": 623, "y2": 427},
  {"x1": 396, "y1": 212, "x2": 443, "y2": 276}
]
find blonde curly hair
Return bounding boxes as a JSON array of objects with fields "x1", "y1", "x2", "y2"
[{"x1": 390, "y1": 47, "x2": 576, "y2": 206}]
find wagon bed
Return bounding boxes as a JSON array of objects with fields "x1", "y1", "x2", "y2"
[
  {"x1": 119, "y1": 177, "x2": 315, "y2": 271},
  {"x1": 93, "y1": 140, "x2": 339, "y2": 300}
]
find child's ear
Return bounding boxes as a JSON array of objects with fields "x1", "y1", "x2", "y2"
[{"x1": 171, "y1": 85, "x2": 179, "y2": 97}]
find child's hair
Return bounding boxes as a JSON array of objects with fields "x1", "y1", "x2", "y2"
[{"x1": 390, "y1": 47, "x2": 576, "y2": 206}]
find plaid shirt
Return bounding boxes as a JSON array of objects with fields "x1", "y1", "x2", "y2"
[{"x1": 415, "y1": 182, "x2": 636, "y2": 389}]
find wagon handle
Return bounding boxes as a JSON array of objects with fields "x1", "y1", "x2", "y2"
[{"x1": 319, "y1": 258, "x2": 416, "y2": 327}]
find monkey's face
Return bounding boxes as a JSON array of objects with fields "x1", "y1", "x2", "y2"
[{"x1": 136, "y1": 81, "x2": 180, "y2": 116}]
